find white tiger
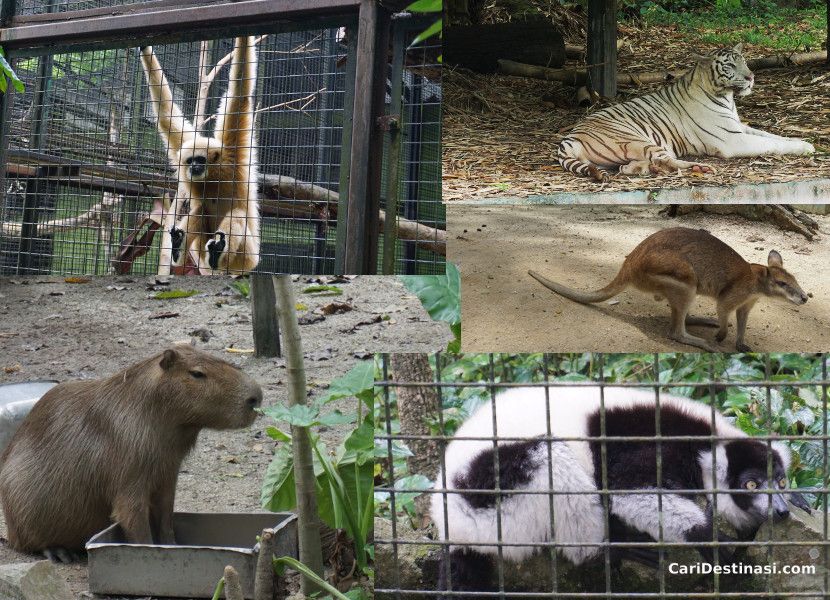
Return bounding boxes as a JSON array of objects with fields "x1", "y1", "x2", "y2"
[{"x1": 558, "y1": 44, "x2": 814, "y2": 182}]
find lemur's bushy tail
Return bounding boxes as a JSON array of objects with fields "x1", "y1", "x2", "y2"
[{"x1": 558, "y1": 138, "x2": 610, "y2": 183}]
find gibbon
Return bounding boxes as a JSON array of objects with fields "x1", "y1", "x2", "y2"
[
  {"x1": 433, "y1": 386, "x2": 810, "y2": 597},
  {"x1": 140, "y1": 36, "x2": 260, "y2": 274}
]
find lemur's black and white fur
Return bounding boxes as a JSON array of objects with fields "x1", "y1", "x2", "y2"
[{"x1": 431, "y1": 387, "x2": 810, "y2": 595}]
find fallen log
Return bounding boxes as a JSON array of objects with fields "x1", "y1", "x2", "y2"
[
  {"x1": 259, "y1": 173, "x2": 446, "y2": 256},
  {"x1": 498, "y1": 50, "x2": 828, "y2": 88}
]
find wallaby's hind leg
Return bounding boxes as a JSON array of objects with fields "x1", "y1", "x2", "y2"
[
  {"x1": 685, "y1": 316, "x2": 719, "y2": 328},
  {"x1": 647, "y1": 275, "x2": 717, "y2": 352}
]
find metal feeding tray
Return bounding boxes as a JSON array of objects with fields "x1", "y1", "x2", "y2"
[
  {"x1": 0, "y1": 380, "x2": 57, "y2": 452},
  {"x1": 87, "y1": 511, "x2": 298, "y2": 599}
]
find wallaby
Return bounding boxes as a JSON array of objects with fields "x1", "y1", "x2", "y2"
[{"x1": 529, "y1": 227, "x2": 808, "y2": 352}]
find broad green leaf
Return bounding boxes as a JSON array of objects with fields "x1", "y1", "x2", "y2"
[
  {"x1": 264, "y1": 425, "x2": 291, "y2": 442},
  {"x1": 318, "y1": 410, "x2": 358, "y2": 427},
  {"x1": 399, "y1": 262, "x2": 460, "y2": 325},
  {"x1": 0, "y1": 50, "x2": 22, "y2": 94},
  {"x1": 408, "y1": 19, "x2": 442, "y2": 49},
  {"x1": 261, "y1": 403, "x2": 320, "y2": 427},
  {"x1": 406, "y1": 0, "x2": 441, "y2": 12},
  {"x1": 317, "y1": 360, "x2": 375, "y2": 405},
  {"x1": 260, "y1": 445, "x2": 296, "y2": 511}
]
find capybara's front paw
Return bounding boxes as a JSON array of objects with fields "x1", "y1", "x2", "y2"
[
  {"x1": 43, "y1": 547, "x2": 83, "y2": 563},
  {"x1": 206, "y1": 231, "x2": 226, "y2": 271},
  {"x1": 169, "y1": 227, "x2": 184, "y2": 263}
]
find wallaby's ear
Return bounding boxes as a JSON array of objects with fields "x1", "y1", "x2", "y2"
[
  {"x1": 160, "y1": 348, "x2": 179, "y2": 370},
  {"x1": 768, "y1": 250, "x2": 783, "y2": 268},
  {"x1": 732, "y1": 42, "x2": 744, "y2": 54}
]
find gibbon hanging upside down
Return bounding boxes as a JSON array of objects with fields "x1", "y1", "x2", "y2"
[{"x1": 140, "y1": 36, "x2": 260, "y2": 274}]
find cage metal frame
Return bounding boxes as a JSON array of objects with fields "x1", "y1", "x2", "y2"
[
  {"x1": 375, "y1": 353, "x2": 830, "y2": 599},
  {"x1": 0, "y1": 0, "x2": 444, "y2": 275}
]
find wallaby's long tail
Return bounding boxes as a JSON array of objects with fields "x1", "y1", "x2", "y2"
[{"x1": 528, "y1": 269, "x2": 628, "y2": 304}]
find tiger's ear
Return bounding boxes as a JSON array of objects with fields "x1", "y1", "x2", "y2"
[
  {"x1": 691, "y1": 50, "x2": 713, "y2": 63},
  {"x1": 732, "y1": 43, "x2": 744, "y2": 54}
]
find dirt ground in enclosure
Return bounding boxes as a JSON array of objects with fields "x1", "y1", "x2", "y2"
[
  {"x1": 0, "y1": 275, "x2": 451, "y2": 599},
  {"x1": 450, "y1": 205, "x2": 830, "y2": 352},
  {"x1": 443, "y1": 24, "x2": 830, "y2": 200}
]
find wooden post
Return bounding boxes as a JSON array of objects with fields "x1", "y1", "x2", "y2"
[
  {"x1": 587, "y1": 0, "x2": 617, "y2": 97},
  {"x1": 344, "y1": 0, "x2": 389, "y2": 274},
  {"x1": 251, "y1": 273, "x2": 280, "y2": 358},
  {"x1": 381, "y1": 19, "x2": 405, "y2": 275}
]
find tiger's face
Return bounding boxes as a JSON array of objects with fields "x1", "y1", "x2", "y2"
[{"x1": 708, "y1": 44, "x2": 754, "y2": 97}]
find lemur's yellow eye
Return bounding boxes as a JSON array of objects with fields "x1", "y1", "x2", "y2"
[
  {"x1": 778, "y1": 478, "x2": 788, "y2": 489},
  {"x1": 745, "y1": 480, "x2": 758, "y2": 490}
]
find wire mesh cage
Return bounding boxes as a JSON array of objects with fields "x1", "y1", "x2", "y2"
[
  {"x1": 375, "y1": 353, "x2": 830, "y2": 599},
  {"x1": 0, "y1": 2, "x2": 445, "y2": 275}
]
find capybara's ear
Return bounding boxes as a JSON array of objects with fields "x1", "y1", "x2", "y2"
[
  {"x1": 768, "y1": 250, "x2": 783, "y2": 268},
  {"x1": 160, "y1": 349, "x2": 179, "y2": 370}
]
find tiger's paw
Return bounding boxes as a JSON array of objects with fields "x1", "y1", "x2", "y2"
[
  {"x1": 798, "y1": 141, "x2": 815, "y2": 155},
  {"x1": 689, "y1": 163, "x2": 716, "y2": 175},
  {"x1": 587, "y1": 165, "x2": 611, "y2": 183}
]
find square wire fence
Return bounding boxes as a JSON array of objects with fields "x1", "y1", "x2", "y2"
[
  {"x1": 375, "y1": 353, "x2": 830, "y2": 599},
  {"x1": 0, "y1": 9, "x2": 444, "y2": 275}
]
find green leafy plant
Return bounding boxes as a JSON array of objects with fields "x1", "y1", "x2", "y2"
[
  {"x1": 274, "y1": 556, "x2": 369, "y2": 600},
  {"x1": 260, "y1": 360, "x2": 375, "y2": 574},
  {"x1": 211, "y1": 557, "x2": 368, "y2": 600},
  {"x1": 0, "y1": 47, "x2": 24, "y2": 94},
  {"x1": 399, "y1": 262, "x2": 461, "y2": 353},
  {"x1": 406, "y1": 0, "x2": 442, "y2": 58}
]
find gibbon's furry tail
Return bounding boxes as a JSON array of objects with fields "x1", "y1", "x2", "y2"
[
  {"x1": 528, "y1": 269, "x2": 628, "y2": 304},
  {"x1": 557, "y1": 138, "x2": 610, "y2": 183}
]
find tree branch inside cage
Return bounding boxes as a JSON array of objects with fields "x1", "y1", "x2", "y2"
[{"x1": 2, "y1": 157, "x2": 447, "y2": 257}]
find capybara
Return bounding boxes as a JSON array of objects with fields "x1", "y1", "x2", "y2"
[{"x1": 0, "y1": 345, "x2": 263, "y2": 558}]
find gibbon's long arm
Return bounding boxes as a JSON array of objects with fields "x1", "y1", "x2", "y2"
[
  {"x1": 214, "y1": 36, "x2": 257, "y2": 164},
  {"x1": 139, "y1": 46, "x2": 194, "y2": 154}
]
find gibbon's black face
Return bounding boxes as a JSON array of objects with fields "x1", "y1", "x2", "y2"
[
  {"x1": 725, "y1": 440, "x2": 811, "y2": 527},
  {"x1": 185, "y1": 155, "x2": 208, "y2": 178}
]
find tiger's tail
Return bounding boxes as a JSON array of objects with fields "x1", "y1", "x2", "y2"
[{"x1": 557, "y1": 137, "x2": 611, "y2": 183}]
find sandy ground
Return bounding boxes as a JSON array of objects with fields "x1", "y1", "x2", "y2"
[
  {"x1": 450, "y1": 205, "x2": 830, "y2": 352},
  {"x1": 0, "y1": 275, "x2": 451, "y2": 598}
]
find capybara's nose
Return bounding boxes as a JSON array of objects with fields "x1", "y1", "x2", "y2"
[
  {"x1": 801, "y1": 294, "x2": 808, "y2": 304},
  {"x1": 247, "y1": 387, "x2": 263, "y2": 410}
]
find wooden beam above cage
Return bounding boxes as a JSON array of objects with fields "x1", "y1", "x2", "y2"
[{"x1": 0, "y1": 0, "x2": 362, "y2": 52}]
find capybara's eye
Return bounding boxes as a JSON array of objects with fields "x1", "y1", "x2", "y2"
[{"x1": 189, "y1": 370, "x2": 206, "y2": 379}]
